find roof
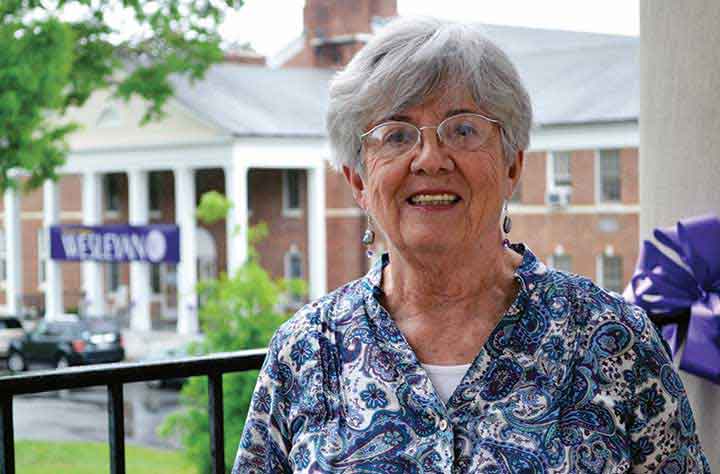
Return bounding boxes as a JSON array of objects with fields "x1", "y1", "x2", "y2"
[
  {"x1": 171, "y1": 66, "x2": 334, "y2": 137},
  {"x1": 172, "y1": 24, "x2": 638, "y2": 136},
  {"x1": 483, "y1": 25, "x2": 639, "y2": 126}
]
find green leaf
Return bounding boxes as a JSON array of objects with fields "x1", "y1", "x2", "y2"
[{"x1": 0, "y1": 0, "x2": 239, "y2": 193}]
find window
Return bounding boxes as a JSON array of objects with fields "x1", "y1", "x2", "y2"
[
  {"x1": 284, "y1": 245, "x2": 304, "y2": 304},
  {"x1": 282, "y1": 170, "x2": 301, "y2": 216},
  {"x1": 0, "y1": 230, "x2": 6, "y2": 287},
  {"x1": 550, "y1": 254, "x2": 572, "y2": 273},
  {"x1": 37, "y1": 228, "x2": 47, "y2": 287},
  {"x1": 285, "y1": 246, "x2": 303, "y2": 280},
  {"x1": 105, "y1": 174, "x2": 121, "y2": 212},
  {"x1": 107, "y1": 262, "x2": 121, "y2": 293},
  {"x1": 598, "y1": 149, "x2": 621, "y2": 202},
  {"x1": 600, "y1": 255, "x2": 624, "y2": 293},
  {"x1": 552, "y1": 152, "x2": 572, "y2": 187}
]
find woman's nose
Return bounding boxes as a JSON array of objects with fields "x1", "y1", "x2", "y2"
[{"x1": 409, "y1": 129, "x2": 455, "y2": 175}]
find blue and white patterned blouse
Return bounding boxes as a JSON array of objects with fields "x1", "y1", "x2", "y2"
[{"x1": 233, "y1": 245, "x2": 709, "y2": 473}]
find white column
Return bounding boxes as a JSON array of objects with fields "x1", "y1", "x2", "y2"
[
  {"x1": 43, "y1": 179, "x2": 63, "y2": 321},
  {"x1": 128, "y1": 169, "x2": 151, "y2": 331},
  {"x1": 3, "y1": 185, "x2": 22, "y2": 315},
  {"x1": 82, "y1": 171, "x2": 105, "y2": 316},
  {"x1": 174, "y1": 167, "x2": 198, "y2": 334},
  {"x1": 307, "y1": 163, "x2": 327, "y2": 300},
  {"x1": 641, "y1": 1, "x2": 720, "y2": 468},
  {"x1": 225, "y1": 162, "x2": 248, "y2": 276}
]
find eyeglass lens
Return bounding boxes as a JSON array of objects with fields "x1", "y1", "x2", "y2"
[{"x1": 363, "y1": 114, "x2": 496, "y2": 159}]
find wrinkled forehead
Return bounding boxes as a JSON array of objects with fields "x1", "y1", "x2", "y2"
[{"x1": 362, "y1": 76, "x2": 482, "y2": 130}]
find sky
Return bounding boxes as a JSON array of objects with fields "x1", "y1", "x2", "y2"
[{"x1": 220, "y1": 0, "x2": 639, "y2": 57}]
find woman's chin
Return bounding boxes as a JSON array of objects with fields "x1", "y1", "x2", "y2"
[{"x1": 395, "y1": 233, "x2": 465, "y2": 257}]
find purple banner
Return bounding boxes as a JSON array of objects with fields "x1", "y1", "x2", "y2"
[{"x1": 50, "y1": 224, "x2": 180, "y2": 263}]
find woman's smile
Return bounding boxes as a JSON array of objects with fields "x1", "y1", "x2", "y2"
[{"x1": 406, "y1": 190, "x2": 462, "y2": 210}]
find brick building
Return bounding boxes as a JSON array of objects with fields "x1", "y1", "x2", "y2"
[{"x1": 0, "y1": 0, "x2": 639, "y2": 333}]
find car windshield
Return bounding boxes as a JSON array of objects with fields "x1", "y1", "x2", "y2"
[
  {"x1": 85, "y1": 320, "x2": 119, "y2": 334},
  {"x1": 1, "y1": 319, "x2": 22, "y2": 329}
]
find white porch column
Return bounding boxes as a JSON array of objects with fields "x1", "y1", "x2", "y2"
[
  {"x1": 225, "y1": 162, "x2": 248, "y2": 276},
  {"x1": 174, "y1": 166, "x2": 198, "y2": 334},
  {"x1": 3, "y1": 185, "x2": 22, "y2": 315},
  {"x1": 128, "y1": 169, "x2": 151, "y2": 331},
  {"x1": 82, "y1": 171, "x2": 106, "y2": 316},
  {"x1": 307, "y1": 164, "x2": 327, "y2": 299},
  {"x1": 43, "y1": 179, "x2": 63, "y2": 321},
  {"x1": 641, "y1": 1, "x2": 720, "y2": 468}
]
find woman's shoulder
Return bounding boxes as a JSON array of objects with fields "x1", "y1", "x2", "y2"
[
  {"x1": 543, "y1": 267, "x2": 666, "y2": 362},
  {"x1": 537, "y1": 266, "x2": 651, "y2": 338}
]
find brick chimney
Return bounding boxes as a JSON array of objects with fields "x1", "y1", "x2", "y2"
[
  {"x1": 283, "y1": 0, "x2": 397, "y2": 68},
  {"x1": 224, "y1": 43, "x2": 267, "y2": 66}
]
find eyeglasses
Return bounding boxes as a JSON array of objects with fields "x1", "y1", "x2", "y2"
[{"x1": 359, "y1": 113, "x2": 502, "y2": 160}]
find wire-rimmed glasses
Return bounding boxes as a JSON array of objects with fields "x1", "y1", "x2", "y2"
[{"x1": 359, "y1": 112, "x2": 502, "y2": 160}]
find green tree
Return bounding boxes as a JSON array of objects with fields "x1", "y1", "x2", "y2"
[
  {"x1": 196, "y1": 190, "x2": 233, "y2": 225},
  {"x1": 161, "y1": 195, "x2": 305, "y2": 474},
  {"x1": 0, "y1": 0, "x2": 243, "y2": 192}
]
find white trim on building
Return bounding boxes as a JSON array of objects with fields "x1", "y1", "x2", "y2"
[
  {"x1": 4, "y1": 183, "x2": 23, "y2": 316},
  {"x1": 529, "y1": 121, "x2": 638, "y2": 152}
]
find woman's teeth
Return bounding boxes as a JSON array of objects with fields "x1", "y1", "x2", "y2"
[{"x1": 409, "y1": 194, "x2": 460, "y2": 205}]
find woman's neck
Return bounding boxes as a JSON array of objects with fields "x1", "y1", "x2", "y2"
[{"x1": 381, "y1": 240, "x2": 522, "y2": 324}]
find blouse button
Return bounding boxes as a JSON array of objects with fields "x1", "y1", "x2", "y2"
[{"x1": 438, "y1": 419, "x2": 449, "y2": 431}]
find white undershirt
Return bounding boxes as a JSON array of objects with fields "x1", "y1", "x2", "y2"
[{"x1": 421, "y1": 363, "x2": 472, "y2": 404}]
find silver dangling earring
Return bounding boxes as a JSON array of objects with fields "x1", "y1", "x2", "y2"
[
  {"x1": 362, "y1": 214, "x2": 375, "y2": 257},
  {"x1": 502, "y1": 201, "x2": 512, "y2": 247}
]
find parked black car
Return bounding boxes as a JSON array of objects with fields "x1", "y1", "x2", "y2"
[
  {"x1": 6, "y1": 319, "x2": 124, "y2": 372},
  {"x1": 0, "y1": 316, "x2": 25, "y2": 359}
]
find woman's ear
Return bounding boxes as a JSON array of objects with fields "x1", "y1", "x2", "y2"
[
  {"x1": 343, "y1": 165, "x2": 367, "y2": 210},
  {"x1": 507, "y1": 151, "x2": 524, "y2": 199}
]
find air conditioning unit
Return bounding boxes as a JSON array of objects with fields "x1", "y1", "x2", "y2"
[{"x1": 547, "y1": 187, "x2": 571, "y2": 208}]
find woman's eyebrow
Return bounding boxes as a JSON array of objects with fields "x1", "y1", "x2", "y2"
[
  {"x1": 444, "y1": 108, "x2": 477, "y2": 118},
  {"x1": 388, "y1": 109, "x2": 476, "y2": 122},
  {"x1": 376, "y1": 108, "x2": 477, "y2": 126},
  {"x1": 383, "y1": 114, "x2": 412, "y2": 123}
]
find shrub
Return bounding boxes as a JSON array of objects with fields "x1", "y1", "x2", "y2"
[{"x1": 160, "y1": 202, "x2": 305, "y2": 474}]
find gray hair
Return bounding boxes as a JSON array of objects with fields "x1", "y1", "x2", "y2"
[{"x1": 326, "y1": 16, "x2": 532, "y2": 171}]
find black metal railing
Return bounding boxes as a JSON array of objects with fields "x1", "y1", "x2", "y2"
[{"x1": 0, "y1": 349, "x2": 267, "y2": 474}]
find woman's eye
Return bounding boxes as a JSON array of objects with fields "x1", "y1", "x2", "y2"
[
  {"x1": 384, "y1": 129, "x2": 413, "y2": 145},
  {"x1": 453, "y1": 123, "x2": 477, "y2": 137}
]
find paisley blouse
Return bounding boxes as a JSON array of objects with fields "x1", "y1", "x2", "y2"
[{"x1": 232, "y1": 245, "x2": 709, "y2": 473}]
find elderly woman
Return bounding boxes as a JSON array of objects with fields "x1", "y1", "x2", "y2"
[{"x1": 233, "y1": 17, "x2": 708, "y2": 473}]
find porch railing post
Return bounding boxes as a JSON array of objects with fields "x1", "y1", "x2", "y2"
[
  {"x1": 208, "y1": 372, "x2": 225, "y2": 474},
  {"x1": 108, "y1": 383, "x2": 125, "y2": 474},
  {"x1": 0, "y1": 396, "x2": 14, "y2": 474}
]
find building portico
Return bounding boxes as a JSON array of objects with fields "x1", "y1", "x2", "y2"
[{"x1": 16, "y1": 136, "x2": 329, "y2": 334}]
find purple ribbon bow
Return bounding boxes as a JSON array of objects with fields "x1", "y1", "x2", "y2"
[{"x1": 623, "y1": 214, "x2": 720, "y2": 383}]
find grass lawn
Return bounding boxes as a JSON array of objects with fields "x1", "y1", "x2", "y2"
[{"x1": 16, "y1": 440, "x2": 196, "y2": 474}]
